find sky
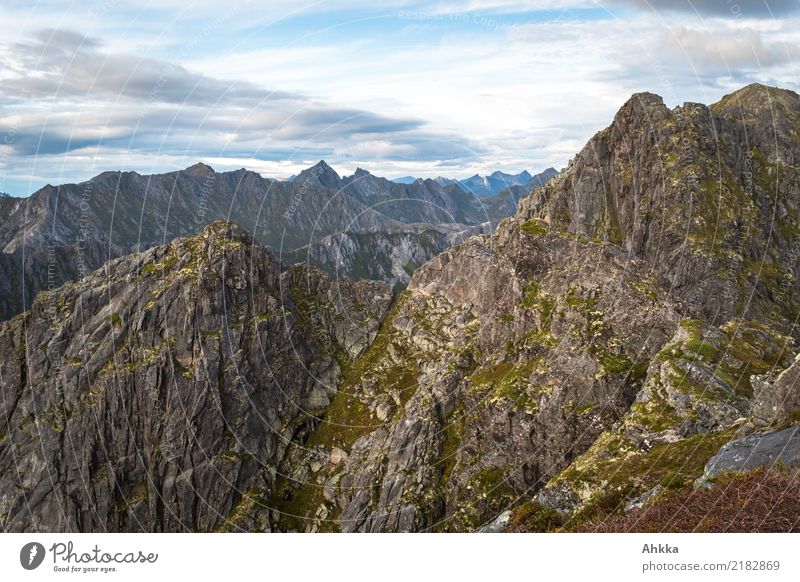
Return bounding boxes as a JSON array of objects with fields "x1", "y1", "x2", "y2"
[{"x1": 0, "y1": 0, "x2": 799, "y2": 196}]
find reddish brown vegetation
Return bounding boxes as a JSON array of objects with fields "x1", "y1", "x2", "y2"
[{"x1": 575, "y1": 469, "x2": 800, "y2": 533}]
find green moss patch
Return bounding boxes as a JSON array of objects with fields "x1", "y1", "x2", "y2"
[
  {"x1": 553, "y1": 428, "x2": 737, "y2": 528},
  {"x1": 626, "y1": 398, "x2": 682, "y2": 433},
  {"x1": 519, "y1": 218, "x2": 549, "y2": 236},
  {"x1": 507, "y1": 501, "x2": 564, "y2": 532},
  {"x1": 307, "y1": 293, "x2": 418, "y2": 450},
  {"x1": 469, "y1": 359, "x2": 547, "y2": 414},
  {"x1": 448, "y1": 465, "x2": 517, "y2": 531}
]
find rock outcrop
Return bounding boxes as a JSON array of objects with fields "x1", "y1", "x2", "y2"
[
  {"x1": 0, "y1": 221, "x2": 391, "y2": 531},
  {"x1": 519, "y1": 84, "x2": 800, "y2": 328},
  {"x1": 700, "y1": 427, "x2": 800, "y2": 483}
]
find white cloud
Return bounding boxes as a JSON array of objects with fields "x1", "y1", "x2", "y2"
[{"x1": 662, "y1": 25, "x2": 800, "y2": 73}]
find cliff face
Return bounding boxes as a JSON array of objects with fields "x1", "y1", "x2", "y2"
[
  {"x1": 518, "y1": 84, "x2": 800, "y2": 328},
  {"x1": 0, "y1": 221, "x2": 392, "y2": 531},
  {"x1": 285, "y1": 222, "x2": 492, "y2": 290},
  {"x1": 2, "y1": 84, "x2": 800, "y2": 533},
  {"x1": 292, "y1": 222, "x2": 680, "y2": 531}
]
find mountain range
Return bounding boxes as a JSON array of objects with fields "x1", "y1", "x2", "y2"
[
  {"x1": 393, "y1": 167, "x2": 559, "y2": 196},
  {"x1": 0, "y1": 161, "x2": 551, "y2": 321},
  {"x1": 1, "y1": 83, "x2": 800, "y2": 533}
]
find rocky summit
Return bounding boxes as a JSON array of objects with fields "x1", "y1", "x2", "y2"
[{"x1": 2, "y1": 83, "x2": 800, "y2": 532}]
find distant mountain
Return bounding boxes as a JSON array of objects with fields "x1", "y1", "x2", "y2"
[
  {"x1": 399, "y1": 167, "x2": 559, "y2": 195},
  {"x1": 457, "y1": 170, "x2": 528, "y2": 195},
  {"x1": 0, "y1": 162, "x2": 389, "y2": 319},
  {"x1": 295, "y1": 160, "x2": 345, "y2": 190},
  {"x1": 340, "y1": 167, "x2": 512, "y2": 225},
  {"x1": 526, "y1": 167, "x2": 559, "y2": 187},
  {"x1": 457, "y1": 168, "x2": 558, "y2": 195},
  {"x1": 391, "y1": 176, "x2": 419, "y2": 184}
]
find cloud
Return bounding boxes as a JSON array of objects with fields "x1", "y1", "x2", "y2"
[
  {"x1": 662, "y1": 26, "x2": 800, "y2": 73},
  {"x1": 0, "y1": 28, "x2": 437, "y2": 162},
  {"x1": 615, "y1": 0, "x2": 800, "y2": 18},
  {"x1": 4, "y1": 28, "x2": 300, "y2": 106},
  {"x1": 337, "y1": 133, "x2": 487, "y2": 162},
  {"x1": 31, "y1": 28, "x2": 101, "y2": 51}
]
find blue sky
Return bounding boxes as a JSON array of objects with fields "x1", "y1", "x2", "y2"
[{"x1": 1, "y1": 0, "x2": 799, "y2": 196}]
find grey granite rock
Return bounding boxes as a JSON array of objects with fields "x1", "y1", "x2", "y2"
[{"x1": 701, "y1": 427, "x2": 800, "y2": 484}]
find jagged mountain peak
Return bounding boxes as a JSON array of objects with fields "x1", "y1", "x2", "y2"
[
  {"x1": 352, "y1": 167, "x2": 373, "y2": 178},
  {"x1": 491, "y1": 169, "x2": 532, "y2": 181},
  {"x1": 716, "y1": 82, "x2": 798, "y2": 103},
  {"x1": 0, "y1": 216, "x2": 393, "y2": 532},
  {"x1": 610, "y1": 91, "x2": 670, "y2": 128},
  {"x1": 309, "y1": 159, "x2": 336, "y2": 172},
  {"x1": 528, "y1": 167, "x2": 558, "y2": 187},
  {"x1": 296, "y1": 160, "x2": 342, "y2": 188},
  {"x1": 182, "y1": 162, "x2": 216, "y2": 177},
  {"x1": 89, "y1": 169, "x2": 141, "y2": 182},
  {"x1": 627, "y1": 90, "x2": 665, "y2": 105}
]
